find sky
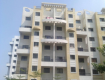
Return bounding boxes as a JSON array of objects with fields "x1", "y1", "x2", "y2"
[{"x1": 0, "y1": 0, "x2": 105, "y2": 80}]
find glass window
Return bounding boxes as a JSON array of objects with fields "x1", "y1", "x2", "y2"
[
  {"x1": 16, "y1": 39, "x2": 19, "y2": 41},
  {"x1": 31, "y1": 79, "x2": 36, "y2": 80},
  {"x1": 12, "y1": 72, "x2": 15, "y2": 74},
  {"x1": 44, "y1": 68, "x2": 50, "y2": 73},
  {"x1": 32, "y1": 66, "x2": 37, "y2": 71},
  {"x1": 35, "y1": 22, "x2": 39, "y2": 26},
  {"x1": 20, "y1": 68, "x2": 26, "y2": 74},
  {"x1": 15, "y1": 49, "x2": 17, "y2": 52},
  {"x1": 92, "y1": 58, "x2": 97, "y2": 62},
  {"x1": 70, "y1": 44, "x2": 74, "y2": 48},
  {"x1": 15, "y1": 44, "x2": 18, "y2": 46},
  {"x1": 14, "y1": 55, "x2": 17, "y2": 57},
  {"x1": 36, "y1": 12, "x2": 40, "y2": 16},
  {"x1": 103, "y1": 36, "x2": 105, "y2": 40},
  {"x1": 76, "y1": 20, "x2": 81, "y2": 23},
  {"x1": 88, "y1": 28, "x2": 93, "y2": 32},
  {"x1": 78, "y1": 48, "x2": 83, "y2": 51},
  {"x1": 34, "y1": 32, "x2": 39, "y2": 36},
  {"x1": 90, "y1": 47, "x2": 96, "y2": 52},
  {"x1": 68, "y1": 14, "x2": 73, "y2": 18},
  {"x1": 89, "y1": 37, "x2": 95, "y2": 41},
  {"x1": 93, "y1": 69, "x2": 98, "y2": 74},
  {"x1": 70, "y1": 55, "x2": 75, "y2": 60},
  {"x1": 71, "y1": 67, "x2": 76, "y2": 72},
  {"x1": 13, "y1": 66, "x2": 15, "y2": 69},
  {"x1": 69, "y1": 33, "x2": 74, "y2": 37},
  {"x1": 56, "y1": 36, "x2": 63, "y2": 39},
  {"x1": 44, "y1": 45, "x2": 50, "y2": 50},
  {"x1": 34, "y1": 42, "x2": 39, "y2": 47},
  {"x1": 26, "y1": 17, "x2": 31, "y2": 20},
  {"x1": 57, "y1": 27, "x2": 62, "y2": 31},
  {"x1": 13, "y1": 60, "x2": 16, "y2": 63},
  {"x1": 33, "y1": 53, "x2": 38, "y2": 58},
  {"x1": 79, "y1": 69, "x2": 85, "y2": 75},
  {"x1": 25, "y1": 26, "x2": 32, "y2": 28},
  {"x1": 45, "y1": 26, "x2": 51, "y2": 30},
  {"x1": 44, "y1": 56, "x2": 50, "y2": 61},
  {"x1": 57, "y1": 46, "x2": 62, "y2": 50},
  {"x1": 77, "y1": 38, "x2": 82, "y2": 42},
  {"x1": 88, "y1": 19, "x2": 92, "y2": 23},
  {"x1": 21, "y1": 56, "x2": 27, "y2": 61},
  {"x1": 79, "y1": 58, "x2": 84, "y2": 63},
  {"x1": 22, "y1": 45, "x2": 29, "y2": 49},
  {"x1": 24, "y1": 36, "x2": 29, "y2": 39},
  {"x1": 69, "y1": 23, "x2": 73, "y2": 27},
  {"x1": 100, "y1": 18, "x2": 105, "y2": 22},
  {"x1": 57, "y1": 68, "x2": 63, "y2": 73},
  {"x1": 101, "y1": 27, "x2": 105, "y2": 31}
]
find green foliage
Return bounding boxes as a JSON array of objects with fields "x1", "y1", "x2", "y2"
[
  {"x1": 92, "y1": 44, "x2": 105, "y2": 73},
  {"x1": 29, "y1": 70, "x2": 42, "y2": 79},
  {"x1": 5, "y1": 77, "x2": 18, "y2": 80},
  {"x1": 53, "y1": 74, "x2": 62, "y2": 80}
]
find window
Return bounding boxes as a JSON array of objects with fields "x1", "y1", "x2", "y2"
[
  {"x1": 44, "y1": 56, "x2": 50, "y2": 61},
  {"x1": 25, "y1": 26, "x2": 32, "y2": 28},
  {"x1": 71, "y1": 67, "x2": 76, "y2": 72},
  {"x1": 68, "y1": 14, "x2": 73, "y2": 18},
  {"x1": 69, "y1": 23, "x2": 73, "y2": 27},
  {"x1": 12, "y1": 72, "x2": 15, "y2": 74},
  {"x1": 88, "y1": 28, "x2": 93, "y2": 32},
  {"x1": 26, "y1": 17, "x2": 31, "y2": 20},
  {"x1": 57, "y1": 68, "x2": 63, "y2": 73},
  {"x1": 14, "y1": 55, "x2": 17, "y2": 57},
  {"x1": 32, "y1": 66, "x2": 37, "y2": 71},
  {"x1": 35, "y1": 22, "x2": 39, "y2": 26},
  {"x1": 101, "y1": 27, "x2": 105, "y2": 31},
  {"x1": 89, "y1": 37, "x2": 95, "y2": 41},
  {"x1": 44, "y1": 68, "x2": 50, "y2": 73},
  {"x1": 16, "y1": 39, "x2": 19, "y2": 41},
  {"x1": 92, "y1": 58, "x2": 97, "y2": 62},
  {"x1": 76, "y1": 20, "x2": 81, "y2": 23},
  {"x1": 57, "y1": 57, "x2": 63, "y2": 61},
  {"x1": 57, "y1": 27, "x2": 62, "y2": 31},
  {"x1": 21, "y1": 56, "x2": 27, "y2": 61},
  {"x1": 24, "y1": 36, "x2": 29, "y2": 39},
  {"x1": 33, "y1": 53, "x2": 38, "y2": 58},
  {"x1": 79, "y1": 69, "x2": 85, "y2": 75},
  {"x1": 31, "y1": 79, "x2": 36, "y2": 80},
  {"x1": 78, "y1": 48, "x2": 83, "y2": 51},
  {"x1": 79, "y1": 58, "x2": 84, "y2": 63},
  {"x1": 15, "y1": 49, "x2": 17, "y2": 52},
  {"x1": 45, "y1": 26, "x2": 51, "y2": 30},
  {"x1": 15, "y1": 44, "x2": 18, "y2": 46},
  {"x1": 100, "y1": 18, "x2": 105, "y2": 22},
  {"x1": 88, "y1": 19, "x2": 92, "y2": 23},
  {"x1": 57, "y1": 46, "x2": 62, "y2": 50},
  {"x1": 70, "y1": 55, "x2": 75, "y2": 60},
  {"x1": 34, "y1": 42, "x2": 39, "y2": 47},
  {"x1": 22, "y1": 45, "x2": 29, "y2": 49},
  {"x1": 13, "y1": 60, "x2": 16, "y2": 63},
  {"x1": 56, "y1": 36, "x2": 63, "y2": 39},
  {"x1": 20, "y1": 68, "x2": 26, "y2": 74},
  {"x1": 77, "y1": 38, "x2": 82, "y2": 42},
  {"x1": 70, "y1": 44, "x2": 74, "y2": 48},
  {"x1": 13, "y1": 66, "x2": 15, "y2": 69},
  {"x1": 103, "y1": 36, "x2": 105, "y2": 40},
  {"x1": 69, "y1": 33, "x2": 74, "y2": 37},
  {"x1": 34, "y1": 32, "x2": 39, "y2": 36},
  {"x1": 44, "y1": 45, "x2": 50, "y2": 50},
  {"x1": 93, "y1": 69, "x2": 98, "y2": 74},
  {"x1": 90, "y1": 47, "x2": 96, "y2": 52},
  {"x1": 36, "y1": 12, "x2": 40, "y2": 16}
]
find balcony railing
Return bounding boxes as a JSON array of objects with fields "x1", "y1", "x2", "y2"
[
  {"x1": 55, "y1": 57, "x2": 66, "y2": 62},
  {"x1": 78, "y1": 48, "x2": 88, "y2": 52},
  {"x1": 79, "y1": 73, "x2": 91, "y2": 76},
  {"x1": 20, "y1": 26, "x2": 32, "y2": 28},
  {"x1": 55, "y1": 17, "x2": 65, "y2": 20},
  {"x1": 42, "y1": 58, "x2": 53, "y2": 62},
  {"x1": 43, "y1": 36, "x2": 53, "y2": 39},
  {"x1": 43, "y1": 36, "x2": 66, "y2": 40},
  {"x1": 18, "y1": 45, "x2": 30, "y2": 49},
  {"x1": 76, "y1": 28, "x2": 86, "y2": 31},
  {"x1": 55, "y1": 36, "x2": 66, "y2": 39}
]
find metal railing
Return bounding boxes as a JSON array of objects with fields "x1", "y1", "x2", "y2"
[
  {"x1": 78, "y1": 49, "x2": 88, "y2": 52},
  {"x1": 18, "y1": 45, "x2": 30, "y2": 49},
  {"x1": 43, "y1": 36, "x2": 53, "y2": 39},
  {"x1": 55, "y1": 57, "x2": 66, "y2": 62},
  {"x1": 20, "y1": 26, "x2": 32, "y2": 28},
  {"x1": 55, "y1": 36, "x2": 66, "y2": 39},
  {"x1": 42, "y1": 58, "x2": 53, "y2": 62},
  {"x1": 55, "y1": 17, "x2": 65, "y2": 20},
  {"x1": 76, "y1": 28, "x2": 86, "y2": 31},
  {"x1": 79, "y1": 73, "x2": 91, "y2": 76}
]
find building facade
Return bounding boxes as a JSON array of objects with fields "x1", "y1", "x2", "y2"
[{"x1": 6, "y1": 2, "x2": 105, "y2": 80}]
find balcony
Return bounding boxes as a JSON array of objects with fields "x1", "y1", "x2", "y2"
[
  {"x1": 78, "y1": 49, "x2": 89, "y2": 56},
  {"x1": 76, "y1": 28, "x2": 87, "y2": 35},
  {"x1": 13, "y1": 74, "x2": 27, "y2": 79},
  {"x1": 6, "y1": 63, "x2": 10, "y2": 67},
  {"x1": 17, "y1": 45, "x2": 30, "y2": 54},
  {"x1": 10, "y1": 41, "x2": 13, "y2": 45},
  {"x1": 41, "y1": 36, "x2": 68, "y2": 43},
  {"x1": 19, "y1": 26, "x2": 32, "y2": 34},
  {"x1": 55, "y1": 57, "x2": 66, "y2": 62},
  {"x1": 8, "y1": 52, "x2": 12, "y2": 56},
  {"x1": 42, "y1": 17, "x2": 66, "y2": 23}
]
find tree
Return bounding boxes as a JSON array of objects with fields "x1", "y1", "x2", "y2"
[
  {"x1": 29, "y1": 70, "x2": 42, "y2": 79},
  {"x1": 5, "y1": 77, "x2": 17, "y2": 80},
  {"x1": 53, "y1": 74, "x2": 62, "y2": 80},
  {"x1": 92, "y1": 44, "x2": 105, "y2": 73}
]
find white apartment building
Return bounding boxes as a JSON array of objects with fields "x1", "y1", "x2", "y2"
[{"x1": 6, "y1": 2, "x2": 105, "y2": 80}]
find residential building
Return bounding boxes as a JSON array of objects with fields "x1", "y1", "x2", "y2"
[{"x1": 6, "y1": 2, "x2": 105, "y2": 80}]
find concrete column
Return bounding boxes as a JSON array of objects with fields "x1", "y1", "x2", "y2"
[
  {"x1": 53, "y1": 66, "x2": 55, "y2": 80},
  {"x1": 54, "y1": 8, "x2": 55, "y2": 19},
  {"x1": 53, "y1": 23, "x2": 55, "y2": 39}
]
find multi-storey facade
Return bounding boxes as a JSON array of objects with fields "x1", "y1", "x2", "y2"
[
  {"x1": 6, "y1": 36, "x2": 20, "y2": 78},
  {"x1": 6, "y1": 2, "x2": 105, "y2": 80}
]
